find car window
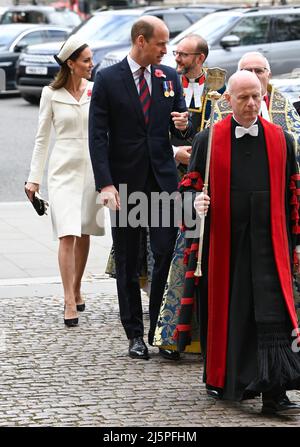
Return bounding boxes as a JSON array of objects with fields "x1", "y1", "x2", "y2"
[
  {"x1": 185, "y1": 11, "x2": 210, "y2": 23},
  {"x1": 1, "y1": 11, "x2": 45, "y2": 24},
  {"x1": 45, "y1": 29, "x2": 69, "y2": 42},
  {"x1": 229, "y1": 16, "x2": 270, "y2": 45},
  {"x1": 15, "y1": 30, "x2": 46, "y2": 49},
  {"x1": 74, "y1": 13, "x2": 137, "y2": 43},
  {"x1": 47, "y1": 11, "x2": 81, "y2": 27},
  {"x1": 162, "y1": 13, "x2": 191, "y2": 38},
  {"x1": 171, "y1": 12, "x2": 240, "y2": 45},
  {"x1": 272, "y1": 14, "x2": 300, "y2": 42}
]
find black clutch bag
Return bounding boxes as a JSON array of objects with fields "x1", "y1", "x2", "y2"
[{"x1": 24, "y1": 183, "x2": 48, "y2": 216}]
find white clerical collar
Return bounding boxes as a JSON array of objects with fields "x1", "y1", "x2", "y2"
[{"x1": 260, "y1": 98, "x2": 271, "y2": 121}]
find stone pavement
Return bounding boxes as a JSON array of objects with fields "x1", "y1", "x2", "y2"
[{"x1": 0, "y1": 203, "x2": 300, "y2": 427}]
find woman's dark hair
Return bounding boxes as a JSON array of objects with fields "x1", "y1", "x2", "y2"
[{"x1": 50, "y1": 44, "x2": 88, "y2": 90}]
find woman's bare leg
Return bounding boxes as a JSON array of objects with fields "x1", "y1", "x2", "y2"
[
  {"x1": 58, "y1": 235, "x2": 78, "y2": 320},
  {"x1": 74, "y1": 234, "x2": 90, "y2": 305}
]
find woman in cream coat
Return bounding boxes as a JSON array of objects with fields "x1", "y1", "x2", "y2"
[{"x1": 25, "y1": 35, "x2": 104, "y2": 327}]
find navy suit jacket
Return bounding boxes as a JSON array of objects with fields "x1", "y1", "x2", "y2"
[{"x1": 89, "y1": 57, "x2": 192, "y2": 194}]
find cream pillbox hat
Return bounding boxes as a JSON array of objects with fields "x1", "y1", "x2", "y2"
[{"x1": 54, "y1": 35, "x2": 87, "y2": 65}]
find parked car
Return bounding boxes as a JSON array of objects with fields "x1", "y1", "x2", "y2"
[
  {"x1": 171, "y1": 5, "x2": 300, "y2": 77},
  {"x1": 15, "y1": 5, "x2": 228, "y2": 104},
  {"x1": 100, "y1": 5, "x2": 300, "y2": 78},
  {"x1": 0, "y1": 5, "x2": 81, "y2": 29},
  {"x1": 0, "y1": 24, "x2": 69, "y2": 93},
  {"x1": 0, "y1": 6, "x2": 8, "y2": 22}
]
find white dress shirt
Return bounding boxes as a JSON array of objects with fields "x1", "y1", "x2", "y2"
[{"x1": 127, "y1": 55, "x2": 152, "y2": 94}]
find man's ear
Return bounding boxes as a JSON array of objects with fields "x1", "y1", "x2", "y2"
[
  {"x1": 136, "y1": 34, "x2": 146, "y2": 48},
  {"x1": 197, "y1": 53, "x2": 206, "y2": 66}
]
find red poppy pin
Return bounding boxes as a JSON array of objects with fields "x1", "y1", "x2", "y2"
[
  {"x1": 87, "y1": 89, "x2": 92, "y2": 97},
  {"x1": 154, "y1": 69, "x2": 166, "y2": 78}
]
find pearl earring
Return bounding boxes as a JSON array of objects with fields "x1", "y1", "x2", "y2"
[{"x1": 71, "y1": 69, "x2": 74, "y2": 75}]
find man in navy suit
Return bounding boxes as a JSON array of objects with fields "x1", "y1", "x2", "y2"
[{"x1": 89, "y1": 16, "x2": 192, "y2": 360}]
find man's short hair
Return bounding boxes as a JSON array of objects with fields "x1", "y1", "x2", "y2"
[
  {"x1": 184, "y1": 34, "x2": 209, "y2": 60},
  {"x1": 131, "y1": 19, "x2": 155, "y2": 43}
]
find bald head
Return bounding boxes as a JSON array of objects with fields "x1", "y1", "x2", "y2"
[
  {"x1": 227, "y1": 70, "x2": 261, "y2": 95},
  {"x1": 131, "y1": 15, "x2": 168, "y2": 44},
  {"x1": 179, "y1": 34, "x2": 208, "y2": 60},
  {"x1": 238, "y1": 52, "x2": 270, "y2": 72},
  {"x1": 225, "y1": 71, "x2": 262, "y2": 127},
  {"x1": 237, "y1": 52, "x2": 271, "y2": 96}
]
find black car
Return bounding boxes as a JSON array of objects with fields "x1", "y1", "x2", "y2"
[
  {"x1": 16, "y1": 5, "x2": 220, "y2": 104},
  {"x1": 0, "y1": 5, "x2": 81, "y2": 30},
  {"x1": 0, "y1": 24, "x2": 69, "y2": 93}
]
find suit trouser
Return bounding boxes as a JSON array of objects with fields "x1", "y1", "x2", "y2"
[{"x1": 111, "y1": 172, "x2": 178, "y2": 342}]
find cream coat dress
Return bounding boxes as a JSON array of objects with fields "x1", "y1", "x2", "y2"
[{"x1": 28, "y1": 81, "x2": 104, "y2": 239}]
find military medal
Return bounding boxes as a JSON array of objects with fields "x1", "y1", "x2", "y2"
[
  {"x1": 168, "y1": 81, "x2": 174, "y2": 97},
  {"x1": 162, "y1": 80, "x2": 174, "y2": 97},
  {"x1": 163, "y1": 81, "x2": 169, "y2": 97}
]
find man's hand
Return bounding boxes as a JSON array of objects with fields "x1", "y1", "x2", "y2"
[
  {"x1": 99, "y1": 185, "x2": 121, "y2": 210},
  {"x1": 175, "y1": 145, "x2": 192, "y2": 165},
  {"x1": 194, "y1": 192, "x2": 210, "y2": 217},
  {"x1": 171, "y1": 111, "x2": 189, "y2": 131}
]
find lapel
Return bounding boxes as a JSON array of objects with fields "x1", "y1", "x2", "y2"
[
  {"x1": 120, "y1": 58, "x2": 145, "y2": 126},
  {"x1": 149, "y1": 65, "x2": 163, "y2": 123},
  {"x1": 51, "y1": 82, "x2": 92, "y2": 106}
]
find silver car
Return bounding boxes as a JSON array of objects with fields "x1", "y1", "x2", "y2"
[{"x1": 100, "y1": 6, "x2": 300, "y2": 78}]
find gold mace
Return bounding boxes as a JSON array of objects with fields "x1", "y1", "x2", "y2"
[{"x1": 194, "y1": 67, "x2": 227, "y2": 277}]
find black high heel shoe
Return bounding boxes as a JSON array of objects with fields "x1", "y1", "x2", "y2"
[
  {"x1": 76, "y1": 303, "x2": 85, "y2": 312},
  {"x1": 64, "y1": 306, "x2": 78, "y2": 327}
]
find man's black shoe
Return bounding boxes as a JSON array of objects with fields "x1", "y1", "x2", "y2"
[
  {"x1": 262, "y1": 393, "x2": 300, "y2": 416},
  {"x1": 241, "y1": 390, "x2": 260, "y2": 401},
  {"x1": 158, "y1": 348, "x2": 180, "y2": 361},
  {"x1": 206, "y1": 384, "x2": 222, "y2": 400},
  {"x1": 129, "y1": 337, "x2": 149, "y2": 360}
]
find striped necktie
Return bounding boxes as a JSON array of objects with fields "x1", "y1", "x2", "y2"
[{"x1": 139, "y1": 67, "x2": 151, "y2": 125}]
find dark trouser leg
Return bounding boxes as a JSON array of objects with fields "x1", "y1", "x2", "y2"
[{"x1": 111, "y1": 222, "x2": 143, "y2": 340}]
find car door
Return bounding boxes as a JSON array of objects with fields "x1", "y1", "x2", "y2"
[
  {"x1": 207, "y1": 15, "x2": 272, "y2": 77},
  {"x1": 269, "y1": 13, "x2": 300, "y2": 75}
]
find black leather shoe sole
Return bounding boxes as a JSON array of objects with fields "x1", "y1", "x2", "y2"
[
  {"x1": 129, "y1": 351, "x2": 150, "y2": 360},
  {"x1": 206, "y1": 389, "x2": 222, "y2": 400},
  {"x1": 159, "y1": 348, "x2": 180, "y2": 361}
]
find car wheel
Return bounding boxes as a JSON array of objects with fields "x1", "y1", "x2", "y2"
[{"x1": 22, "y1": 94, "x2": 40, "y2": 105}]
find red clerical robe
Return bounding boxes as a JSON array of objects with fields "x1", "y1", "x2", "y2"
[{"x1": 177, "y1": 115, "x2": 300, "y2": 395}]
